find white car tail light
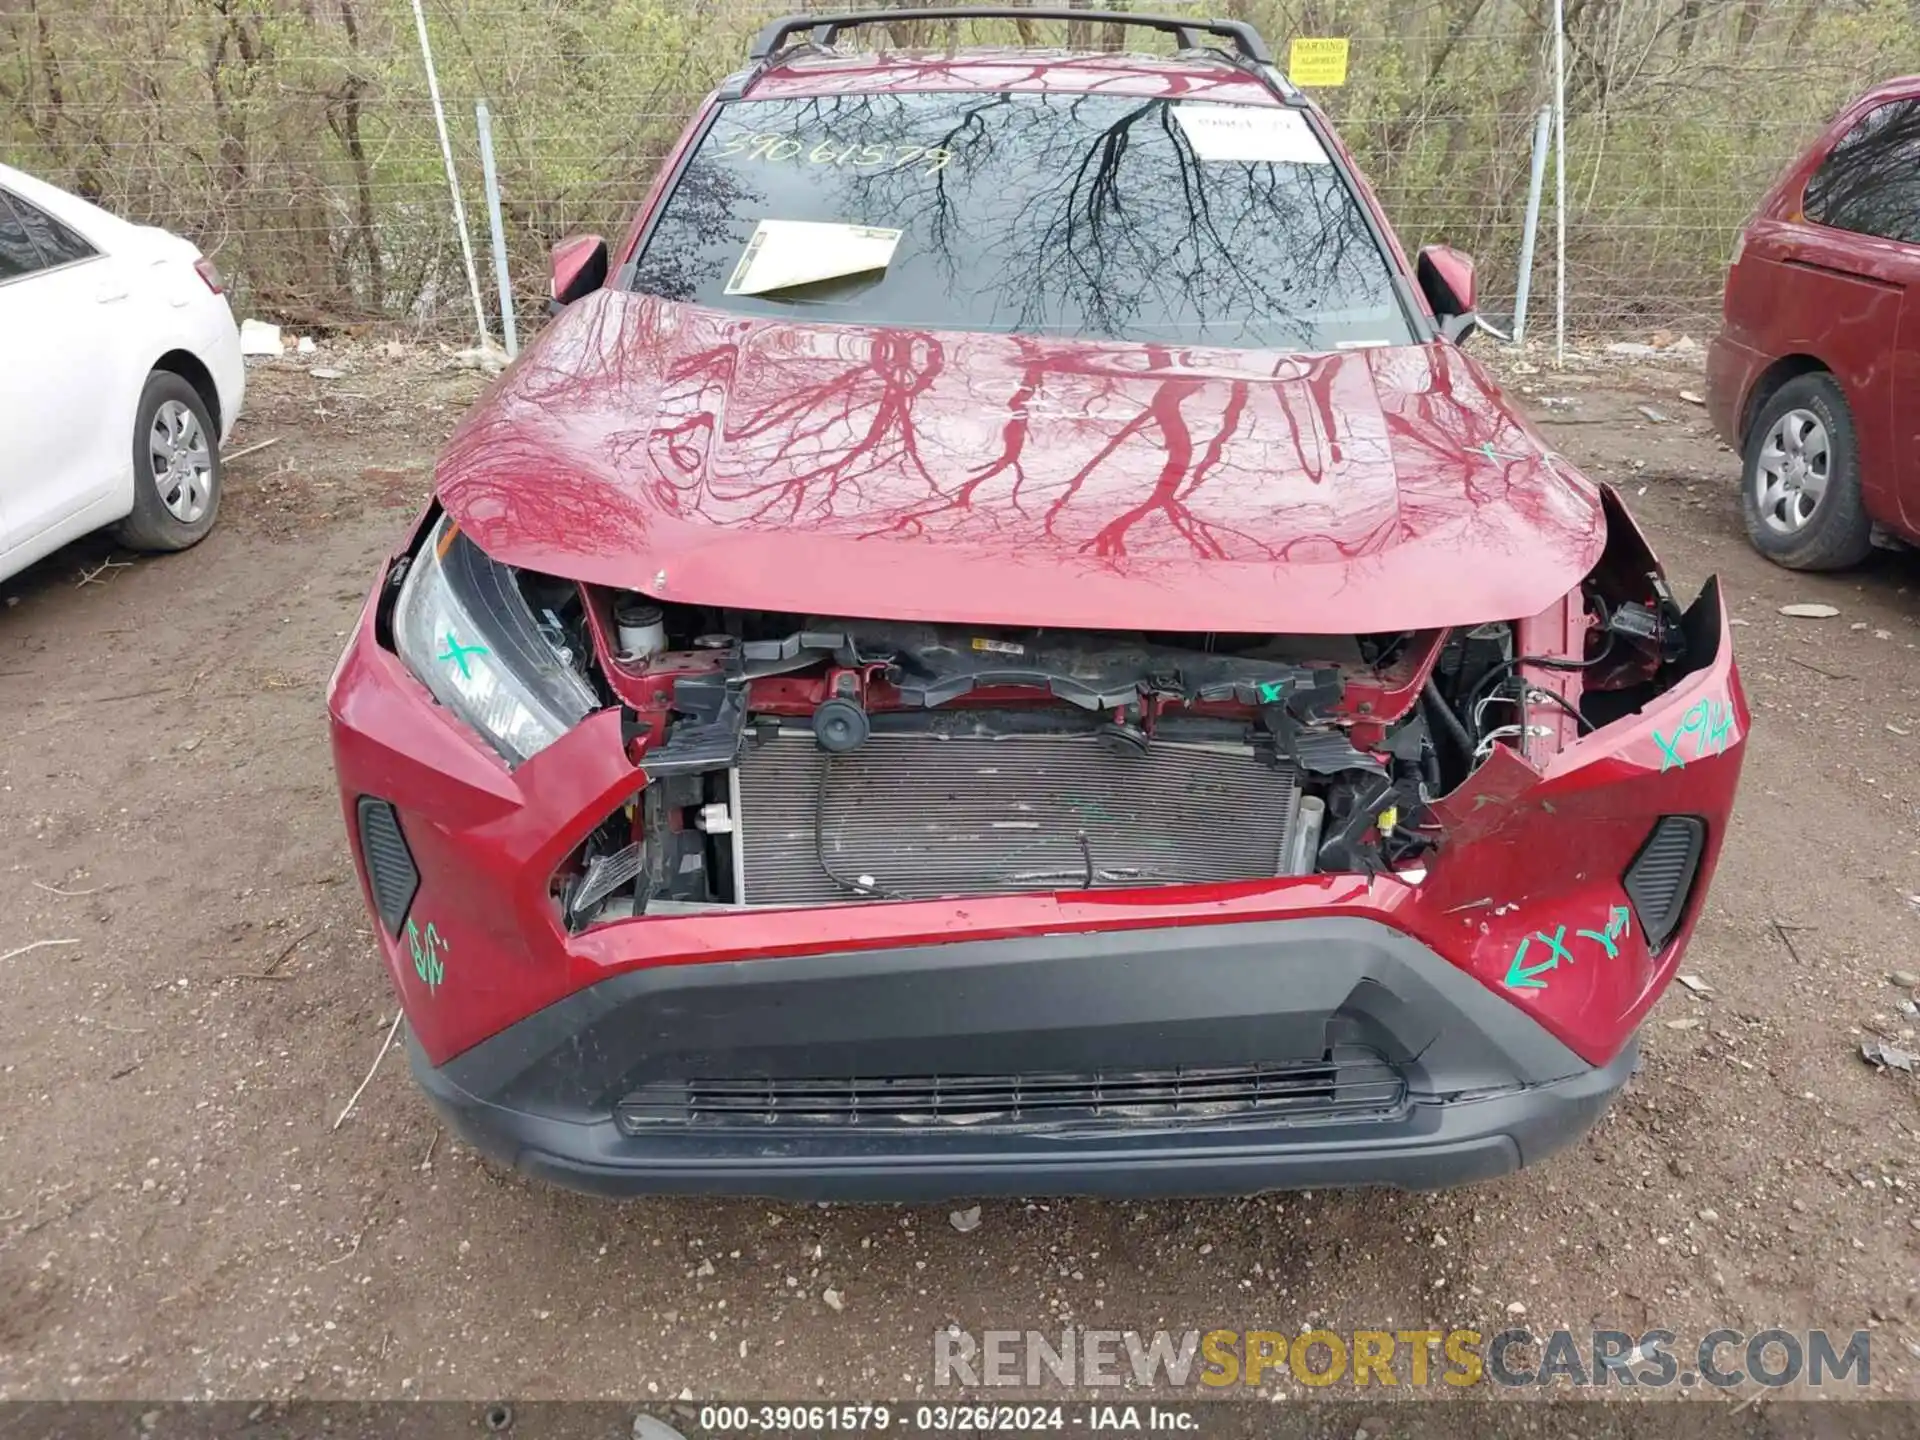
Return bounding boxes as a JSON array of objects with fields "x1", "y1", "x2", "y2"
[{"x1": 193, "y1": 257, "x2": 224, "y2": 294}]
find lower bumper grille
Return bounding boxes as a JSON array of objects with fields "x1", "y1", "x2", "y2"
[
  {"x1": 733, "y1": 729, "x2": 1299, "y2": 906},
  {"x1": 355, "y1": 796, "x2": 417, "y2": 936},
  {"x1": 1624, "y1": 814, "x2": 1706, "y2": 952},
  {"x1": 616, "y1": 1049, "x2": 1408, "y2": 1135}
]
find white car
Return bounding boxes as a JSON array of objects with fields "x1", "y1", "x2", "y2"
[{"x1": 0, "y1": 163, "x2": 245, "y2": 584}]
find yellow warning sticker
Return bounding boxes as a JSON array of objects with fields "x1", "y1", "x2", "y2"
[{"x1": 1289, "y1": 37, "x2": 1350, "y2": 87}]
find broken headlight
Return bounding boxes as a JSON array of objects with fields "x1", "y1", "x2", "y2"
[{"x1": 392, "y1": 515, "x2": 598, "y2": 764}]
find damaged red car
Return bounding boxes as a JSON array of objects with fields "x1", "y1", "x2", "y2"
[{"x1": 328, "y1": 9, "x2": 1747, "y2": 1199}]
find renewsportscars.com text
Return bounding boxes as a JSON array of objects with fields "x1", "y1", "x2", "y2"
[{"x1": 932, "y1": 1327, "x2": 1871, "y2": 1390}]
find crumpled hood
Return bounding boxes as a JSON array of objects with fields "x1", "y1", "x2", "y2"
[{"x1": 438, "y1": 290, "x2": 1604, "y2": 633}]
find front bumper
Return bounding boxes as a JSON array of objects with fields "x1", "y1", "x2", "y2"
[
  {"x1": 328, "y1": 516, "x2": 1745, "y2": 1201},
  {"x1": 412, "y1": 917, "x2": 1636, "y2": 1200}
]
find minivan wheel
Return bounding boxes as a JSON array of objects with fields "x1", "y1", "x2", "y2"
[
  {"x1": 112, "y1": 370, "x2": 222, "y2": 552},
  {"x1": 1739, "y1": 372, "x2": 1870, "y2": 571}
]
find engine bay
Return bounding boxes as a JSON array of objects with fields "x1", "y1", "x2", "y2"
[
  {"x1": 491, "y1": 549, "x2": 1689, "y2": 929},
  {"x1": 362, "y1": 490, "x2": 1706, "y2": 932}
]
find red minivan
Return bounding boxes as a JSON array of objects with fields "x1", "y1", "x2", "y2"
[{"x1": 1707, "y1": 78, "x2": 1920, "y2": 570}]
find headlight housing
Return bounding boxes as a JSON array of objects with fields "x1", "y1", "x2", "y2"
[{"x1": 392, "y1": 515, "x2": 599, "y2": 763}]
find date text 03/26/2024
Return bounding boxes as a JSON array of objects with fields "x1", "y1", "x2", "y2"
[{"x1": 696, "y1": 1406, "x2": 1184, "y2": 1433}]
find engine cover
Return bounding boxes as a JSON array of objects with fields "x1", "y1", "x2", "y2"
[{"x1": 732, "y1": 727, "x2": 1300, "y2": 906}]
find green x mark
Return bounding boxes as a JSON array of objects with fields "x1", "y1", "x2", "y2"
[
  {"x1": 1510, "y1": 906, "x2": 1635, "y2": 988},
  {"x1": 1653, "y1": 727, "x2": 1687, "y2": 771},
  {"x1": 437, "y1": 630, "x2": 489, "y2": 679},
  {"x1": 1503, "y1": 924, "x2": 1580, "y2": 989}
]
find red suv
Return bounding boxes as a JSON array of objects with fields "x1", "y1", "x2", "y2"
[
  {"x1": 328, "y1": 9, "x2": 1747, "y2": 1199},
  {"x1": 1707, "y1": 77, "x2": 1920, "y2": 569}
]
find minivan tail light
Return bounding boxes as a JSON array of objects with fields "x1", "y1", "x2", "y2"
[
  {"x1": 1729, "y1": 230, "x2": 1747, "y2": 267},
  {"x1": 193, "y1": 256, "x2": 224, "y2": 294}
]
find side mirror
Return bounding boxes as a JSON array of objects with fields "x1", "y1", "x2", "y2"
[
  {"x1": 1416, "y1": 244, "x2": 1479, "y2": 343},
  {"x1": 550, "y1": 235, "x2": 608, "y2": 310}
]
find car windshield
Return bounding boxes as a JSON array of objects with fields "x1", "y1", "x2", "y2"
[{"x1": 630, "y1": 90, "x2": 1414, "y2": 352}]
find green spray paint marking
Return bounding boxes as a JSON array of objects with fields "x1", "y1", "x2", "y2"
[
  {"x1": 1576, "y1": 904, "x2": 1633, "y2": 960},
  {"x1": 437, "y1": 631, "x2": 489, "y2": 680},
  {"x1": 1504, "y1": 933, "x2": 1559, "y2": 990},
  {"x1": 1257, "y1": 680, "x2": 1288, "y2": 704},
  {"x1": 1652, "y1": 694, "x2": 1735, "y2": 771},
  {"x1": 1504, "y1": 904, "x2": 1634, "y2": 990},
  {"x1": 1471, "y1": 441, "x2": 1531, "y2": 464},
  {"x1": 406, "y1": 918, "x2": 448, "y2": 992}
]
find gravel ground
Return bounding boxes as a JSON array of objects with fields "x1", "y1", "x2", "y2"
[{"x1": 0, "y1": 342, "x2": 1915, "y2": 1406}]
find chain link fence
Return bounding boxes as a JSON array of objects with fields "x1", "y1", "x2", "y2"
[{"x1": 3, "y1": 1, "x2": 1913, "y2": 340}]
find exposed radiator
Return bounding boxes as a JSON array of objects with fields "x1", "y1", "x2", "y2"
[{"x1": 733, "y1": 729, "x2": 1299, "y2": 906}]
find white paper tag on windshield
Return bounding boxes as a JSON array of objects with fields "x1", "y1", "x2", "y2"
[
  {"x1": 725, "y1": 219, "x2": 903, "y2": 296},
  {"x1": 1172, "y1": 104, "x2": 1328, "y2": 165}
]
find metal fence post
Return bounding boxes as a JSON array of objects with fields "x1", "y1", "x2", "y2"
[
  {"x1": 1513, "y1": 105, "x2": 1552, "y2": 348},
  {"x1": 476, "y1": 101, "x2": 519, "y2": 358},
  {"x1": 1553, "y1": 0, "x2": 1568, "y2": 366},
  {"x1": 407, "y1": 0, "x2": 488, "y2": 350}
]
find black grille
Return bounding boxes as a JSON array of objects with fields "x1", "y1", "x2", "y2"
[
  {"x1": 616, "y1": 1048, "x2": 1407, "y2": 1135},
  {"x1": 356, "y1": 797, "x2": 418, "y2": 935},
  {"x1": 1624, "y1": 815, "x2": 1705, "y2": 953}
]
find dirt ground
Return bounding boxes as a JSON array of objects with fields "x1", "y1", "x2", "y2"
[{"x1": 1, "y1": 341, "x2": 1917, "y2": 1406}]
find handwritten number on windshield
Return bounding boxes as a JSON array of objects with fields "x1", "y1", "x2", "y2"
[{"x1": 718, "y1": 132, "x2": 953, "y2": 175}]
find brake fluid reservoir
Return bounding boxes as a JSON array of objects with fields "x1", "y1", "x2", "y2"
[{"x1": 613, "y1": 595, "x2": 666, "y2": 659}]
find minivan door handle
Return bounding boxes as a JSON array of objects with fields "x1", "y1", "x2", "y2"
[{"x1": 94, "y1": 282, "x2": 129, "y2": 303}]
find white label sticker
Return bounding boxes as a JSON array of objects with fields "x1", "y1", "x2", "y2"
[
  {"x1": 1171, "y1": 104, "x2": 1329, "y2": 165},
  {"x1": 724, "y1": 219, "x2": 903, "y2": 296}
]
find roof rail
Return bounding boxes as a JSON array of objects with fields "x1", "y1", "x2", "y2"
[{"x1": 747, "y1": 7, "x2": 1274, "y2": 66}]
